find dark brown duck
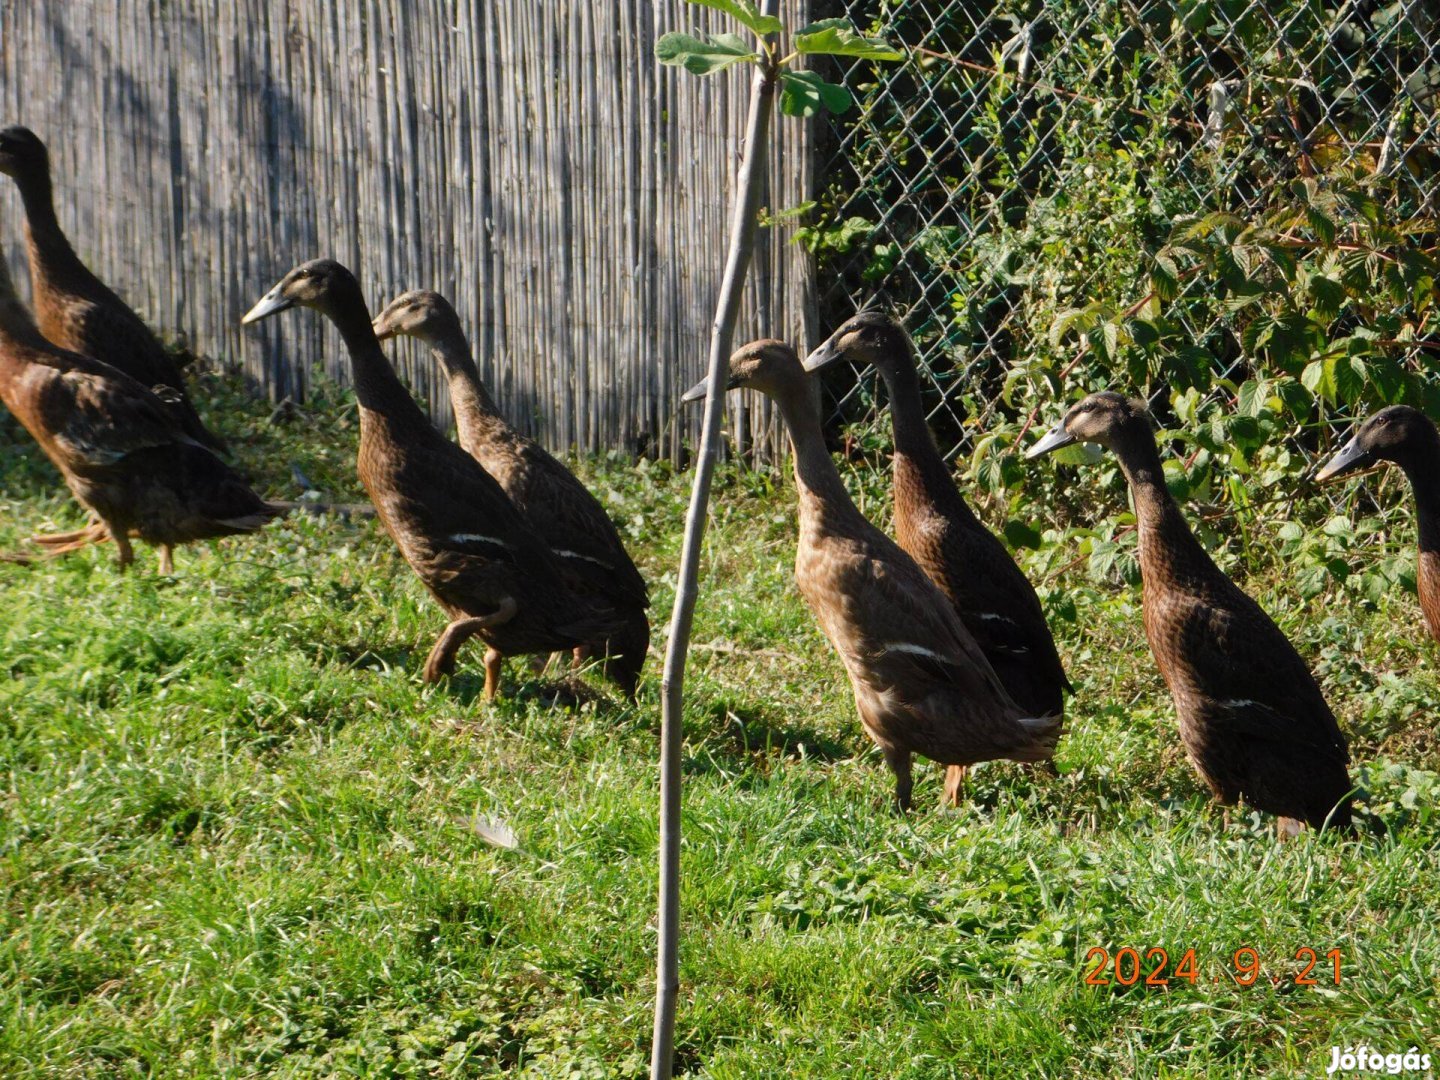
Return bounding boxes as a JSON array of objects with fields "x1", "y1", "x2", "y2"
[
  {"x1": 686, "y1": 341, "x2": 1060, "y2": 811},
  {"x1": 1318, "y1": 405, "x2": 1440, "y2": 645},
  {"x1": 0, "y1": 125, "x2": 224, "y2": 453},
  {"x1": 804, "y1": 312, "x2": 1070, "y2": 720},
  {"x1": 0, "y1": 251, "x2": 277, "y2": 573},
  {"x1": 372, "y1": 290, "x2": 650, "y2": 698},
  {"x1": 243, "y1": 260, "x2": 621, "y2": 699},
  {"x1": 1029, "y1": 392, "x2": 1352, "y2": 835}
]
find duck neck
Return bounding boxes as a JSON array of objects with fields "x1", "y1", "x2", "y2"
[
  {"x1": 1113, "y1": 431, "x2": 1208, "y2": 582},
  {"x1": 426, "y1": 329, "x2": 505, "y2": 451},
  {"x1": 15, "y1": 165, "x2": 89, "y2": 284},
  {"x1": 881, "y1": 361, "x2": 941, "y2": 459},
  {"x1": 328, "y1": 299, "x2": 427, "y2": 424},
  {"x1": 880, "y1": 360, "x2": 979, "y2": 522},
  {"x1": 1398, "y1": 444, "x2": 1440, "y2": 556},
  {"x1": 778, "y1": 381, "x2": 861, "y2": 530}
]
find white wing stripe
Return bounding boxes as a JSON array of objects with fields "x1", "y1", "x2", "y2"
[
  {"x1": 881, "y1": 642, "x2": 954, "y2": 663},
  {"x1": 448, "y1": 533, "x2": 510, "y2": 549},
  {"x1": 553, "y1": 548, "x2": 611, "y2": 568}
]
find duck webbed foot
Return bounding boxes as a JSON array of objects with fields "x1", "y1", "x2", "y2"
[
  {"x1": 1275, "y1": 816, "x2": 1306, "y2": 842},
  {"x1": 28, "y1": 520, "x2": 111, "y2": 553},
  {"x1": 942, "y1": 764, "x2": 968, "y2": 807}
]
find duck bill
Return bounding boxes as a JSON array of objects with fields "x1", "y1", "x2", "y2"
[
  {"x1": 241, "y1": 284, "x2": 295, "y2": 325},
  {"x1": 1026, "y1": 419, "x2": 1077, "y2": 459},
  {"x1": 680, "y1": 374, "x2": 740, "y2": 404},
  {"x1": 802, "y1": 336, "x2": 845, "y2": 374},
  {"x1": 371, "y1": 317, "x2": 396, "y2": 341},
  {"x1": 1315, "y1": 436, "x2": 1375, "y2": 482}
]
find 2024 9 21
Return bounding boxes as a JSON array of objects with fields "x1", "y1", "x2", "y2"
[{"x1": 1083, "y1": 946, "x2": 1343, "y2": 987}]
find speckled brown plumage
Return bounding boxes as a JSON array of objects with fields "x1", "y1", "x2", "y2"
[
  {"x1": 243, "y1": 260, "x2": 621, "y2": 699},
  {"x1": 1029, "y1": 392, "x2": 1352, "y2": 834},
  {"x1": 372, "y1": 291, "x2": 650, "y2": 698},
  {"x1": 0, "y1": 254, "x2": 277, "y2": 572},
  {"x1": 804, "y1": 312, "x2": 1070, "y2": 719},
  {"x1": 685, "y1": 341, "x2": 1061, "y2": 810},
  {"x1": 0, "y1": 126, "x2": 224, "y2": 453},
  {"x1": 1318, "y1": 405, "x2": 1440, "y2": 645}
]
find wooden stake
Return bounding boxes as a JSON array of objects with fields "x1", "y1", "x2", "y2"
[{"x1": 650, "y1": 5, "x2": 779, "y2": 1075}]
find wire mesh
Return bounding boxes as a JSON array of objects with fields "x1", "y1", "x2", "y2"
[{"x1": 806, "y1": 0, "x2": 1439, "y2": 526}]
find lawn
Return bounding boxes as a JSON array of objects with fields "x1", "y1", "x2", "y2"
[{"x1": 1, "y1": 372, "x2": 1437, "y2": 1078}]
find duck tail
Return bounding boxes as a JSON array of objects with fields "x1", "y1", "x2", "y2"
[
  {"x1": 1013, "y1": 713, "x2": 1064, "y2": 759},
  {"x1": 216, "y1": 502, "x2": 288, "y2": 532}
]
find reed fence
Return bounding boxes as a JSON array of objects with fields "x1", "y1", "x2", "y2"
[{"x1": 0, "y1": 0, "x2": 817, "y2": 461}]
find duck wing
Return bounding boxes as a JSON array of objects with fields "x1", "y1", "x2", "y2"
[
  {"x1": 1178, "y1": 594, "x2": 1349, "y2": 763},
  {"x1": 508, "y1": 442, "x2": 649, "y2": 608},
  {"x1": 49, "y1": 363, "x2": 193, "y2": 466},
  {"x1": 807, "y1": 531, "x2": 1012, "y2": 707},
  {"x1": 370, "y1": 434, "x2": 615, "y2": 645},
  {"x1": 952, "y1": 565, "x2": 1071, "y2": 691},
  {"x1": 813, "y1": 537, "x2": 1059, "y2": 763},
  {"x1": 60, "y1": 296, "x2": 225, "y2": 452}
]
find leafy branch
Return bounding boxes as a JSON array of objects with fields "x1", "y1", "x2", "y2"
[{"x1": 657, "y1": 4, "x2": 901, "y2": 118}]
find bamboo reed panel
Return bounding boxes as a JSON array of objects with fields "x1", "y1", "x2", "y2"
[{"x1": 0, "y1": 0, "x2": 816, "y2": 460}]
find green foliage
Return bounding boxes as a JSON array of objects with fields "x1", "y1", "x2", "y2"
[
  {"x1": 778, "y1": 69, "x2": 852, "y2": 118},
  {"x1": 1, "y1": 374, "x2": 1437, "y2": 1075},
  {"x1": 654, "y1": 32, "x2": 758, "y2": 76},
  {"x1": 793, "y1": 18, "x2": 904, "y2": 61},
  {"x1": 686, "y1": 0, "x2": 782, "y2": 37},
  {"x1": 655, "y1": 0, "x2": 899, "y2": 118},
  {"x1": 799, "y1": 0, "x2": 1440, "y2": 594}
]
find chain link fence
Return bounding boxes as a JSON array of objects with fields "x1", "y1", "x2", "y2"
[{"x1": 804, "y1": 0, "x2": 1439, "y2": 538}]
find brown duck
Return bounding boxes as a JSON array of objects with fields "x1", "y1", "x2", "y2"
[
  {"x1": 1318, "y1": 404, "x2": 1440, "y2": 644},
  {"x1": 242, "y1": 260, "x2": 621, "y2": 698},
  {"x1": 372, "y1": 290, "x2": 650, "y2": 698},
  {"x1": 0, "y1": 126, "x2": 224, "y2": 453},
  {"x1": 804, "y1": 312, "x2": 1070, "y2": 721},
  {"x1": 1028, "y1": 392, "x2": 1352, "y2": 835},
  {"x1": 0, "y1": 252, "x2": 277, "y2": 573},
  {"x1": 684, "y1": 341, "x2": 1060, "y2": 810}
]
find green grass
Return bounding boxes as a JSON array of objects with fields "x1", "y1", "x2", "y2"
[{"x1": 1, "y1": 372, "x2": 1437, "y2": 1078}]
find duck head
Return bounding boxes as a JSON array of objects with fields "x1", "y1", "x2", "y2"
[
  {"x1": 681, "y1": 339, "x2": 807, "y2": 403},
  {"x1": 802, "y1": 310, "x2": 912, "y2": 377},
  {"x1": 1316, "y1": 405, "x2": 1440, "y2": 481},
  {"x1": 371, "y1": 289, "x2": 461, "y2": 343},
  {"x1": 0, "y1": 125, "x2": 48, "y2": 182},
  {"x1": 242, "y1": 259, "x2": 363, "y2": 324},
  {"x1": 1027, "y1": 391, "x2": 1155, "y2": 459}
]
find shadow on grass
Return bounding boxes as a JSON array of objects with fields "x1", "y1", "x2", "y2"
[
  {"x1": 687, "y1": 699, "x2": 853, "y2": 776},
  {"x1": 312, "y1": 641, "x2": 415, "y2": 673}
]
